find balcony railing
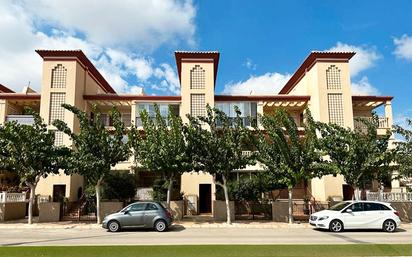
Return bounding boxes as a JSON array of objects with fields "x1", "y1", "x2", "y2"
[
  {"x1": 366, "y1": 192, "x2": 412, "y2": 202},
  {"x1": 101, "y1": 113, "x2": 131, "y2": 127},
  {"x1": 0, "y1": 192, "x2": 26, "y2": 203},
  {"x1": 5, "y1": 115, "x2": 35, "y2": 125},
  {"x1": 354, "y1": 116, "x2": 389, "y2": 131}
]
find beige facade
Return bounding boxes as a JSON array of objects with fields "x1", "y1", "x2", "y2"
[{"x1": 0, "y1": 50, "x2": 396, "y2": 208}]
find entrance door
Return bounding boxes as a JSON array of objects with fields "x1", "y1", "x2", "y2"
[
  {"x1": 342, "y1": 185, "x2": 354, "y2": 200},
  {"x1": 199, "y1": 184, "x2": 212, "y2": 213},
  {"x1": 52, "y1": 185, "x2": 66, "y2": 202}
]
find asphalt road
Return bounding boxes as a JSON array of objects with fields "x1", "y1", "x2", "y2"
[{"x1": 0, "y1": 225, "x2": 411, "y2": 246}]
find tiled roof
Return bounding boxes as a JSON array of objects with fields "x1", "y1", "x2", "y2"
[
  {"x1": 0, "y1": 83, "x2": 15, "y2": 93},
  {"x1": 175, "y1": 51, "x2": 220, "y2": 85}
]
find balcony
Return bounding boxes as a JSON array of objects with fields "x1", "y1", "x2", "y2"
[
  {"x1": 353, "y1": 116, "x2": 390, "y2": 130},
  {"x1": 5, "y1": 115, "x2": 35, "y2": 125},
  {"x1": 100, "y1": 113, "x2": 131, "y2": 127}
]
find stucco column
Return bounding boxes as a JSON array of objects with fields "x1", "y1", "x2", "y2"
[
  {"x1": 257, "y1": 101, "x2": 264, "y2": 129},
  {"x1": 131, "y1": 101, "x2": 136, "y2": 126},
  {"x1": 0, "y1": 100, "x2": 7, "y2": 125},
  {"x1": 384, "y1": 100, "x2": 393, "y2": 128}
]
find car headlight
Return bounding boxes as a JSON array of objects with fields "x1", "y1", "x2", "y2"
[{"x1": 318, "y1": 216, "x2": 329, "y2": 221}]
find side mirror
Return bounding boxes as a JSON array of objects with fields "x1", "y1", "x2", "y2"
[
  {"x1": 124, "y1": 210, "x2": 130, "y2": 215},
  {"x1": 346, "y1": 209, "x2": 352, "y2": 213}
]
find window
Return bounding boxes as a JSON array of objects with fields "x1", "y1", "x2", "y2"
[
  {"x1": 127, "y1": 203, "x2": 146, "y2": 212},
  {"x1": 190, "y1": 65, "x2": 205, "y2": 89},
  {"x1": 49, "y1": 93, "x2": 66, "y2": 124},
  {"x1": 135, "y1": 103, "x2": 180, "y2": 126},
  {"x1": 54, "y1": 131, "x2": 64, "y2": 146},
  {"x1": 327, "y1": 93, "x2": 344, "y2": 126},
  {"x1": 190, "y1": 94, "x2": 205, "y2": 117},
  {"x1": 347, "y1": 203, "x2": 363, "y2": 212},
  {"x1": 51, "y1": 64, "x2": 67, "y2": 88},
  {"x1": 364, "y1": 203, "x2": 390, "y2": 211},
  {"x1": 326, "y1": 65, "x2": 341, "y2": 90},
  {"x1": 215, "y1": 102, "x2": 258, "y2": 126},
  {"x1": 146, "y1": 203, "x2": 158, "y2": 210}
]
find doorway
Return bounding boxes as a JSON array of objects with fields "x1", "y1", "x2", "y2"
[
  {"x1": 342, "y1": 184, "x2": 354, "y2": 200},
  {"x1": 199, "y1": 184, "x2": 212, "y2": 213},
  {"x1": 53, "y1": 184, "x2": 66, "y2": 202}
]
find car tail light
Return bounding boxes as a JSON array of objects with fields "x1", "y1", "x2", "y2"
[
  {"x1": 394, "y1": 211, "x2": 400, "y2": 217},
  {"x1": 166, "y1": 210, "x2": 173, "y2": 218}
]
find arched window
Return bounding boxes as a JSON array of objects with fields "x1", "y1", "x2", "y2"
[
  {"x1": 190, "y1": 65, "x2": 205, "y2": 89},
  {"x1": 326, "y1": 65, "x2": 341, "y2": 90},
  {"x1": 51, "y1": 64, "x2": 67, "y2": 88}
]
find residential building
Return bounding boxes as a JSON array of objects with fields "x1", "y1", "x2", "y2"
[{"x1": 0, "y1": 50, "x2": 397, "y2": 213}]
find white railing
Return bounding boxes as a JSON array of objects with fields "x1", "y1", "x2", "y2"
[
  {"x1": 5, "y1": 115, "x2": 35, "y2": 125},
  {"x1": 367, "y1": 192, "x2": 412, "y2": 202},
  {"x1": 354, "y1": 116, "x2": 389, "y2": 130},
  {"x1": 37, "y1": 195, "x2": 51, "y2": 203},
  {"x1": 0, "y1": 192, "x2": 27, "y2": 203}
]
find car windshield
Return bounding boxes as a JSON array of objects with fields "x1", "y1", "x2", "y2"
[{"x1": 329, "y1": 202, "x2": 352, "y2": 211}]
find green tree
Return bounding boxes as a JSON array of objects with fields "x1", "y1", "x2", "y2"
[
  {"x1": 53, "y1": 104, "x2": 130, "y2": 224},
  {"x1": 256, "y1": 109, "x2": 334, "y2": 223},
  {"x1": 185, "y1": 105, "x2": 253, "y2": 224},
  {"x1": 102, "y1": 170, "x2": 137, "y2": 202},
  {"x1": 0, "y1": 109, "x2": 68, "y2": 224},
  {"x1": 393, "y1": 119, "x2": 412, "y2": 183},
  {"x1": 129, "y1": 105, "x2": 192, "y2": 206},
  {"x1": 317, "y1": 115, "x2": 394, "y2": 200}
]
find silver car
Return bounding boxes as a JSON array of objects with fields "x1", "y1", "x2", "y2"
[{"x1": 102, "y1": 201, "x2": 173, "y2": 232}]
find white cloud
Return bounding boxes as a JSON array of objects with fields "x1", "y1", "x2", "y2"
[
  {"x1": 243, "y1": 58, "x2": 256, "y2": 70},
  {"x1": 0, "y1": 0, "x2": 188, "y2": 94},
  {"x1": 393, "y1": 34, "x2": 412, "y2": 61},
  {"x1": 351, "y1": 76, "x2": 380, "y2": 96},
  {"x1": 17, "y1": 0, "x2": 196, "y2": 50},
  {"x1": 222, "y1": 72, "x2": 291, "y2": 95},
  {"x1": 326, "y1": 42, "x2": 381, "y2": 77}
]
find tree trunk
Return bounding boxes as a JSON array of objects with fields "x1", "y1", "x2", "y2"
[
  {"x1": 222, "y1": 175, "x2": 232, "y2": 225},
  {"x1": 378, "y1": 184, "x2": 384, "y2": 201},
  {"x1": 95, "y1": 177, "x2": 104, "y2": 224},
  {"x1": 166, "y1": 177, "x2": 173, "y2": 208},
  {"x1": 288, "y1": 185, "x2": 293, "y2": 224},
  {"x1": 354, "y1": 187, "x2": 360, "y2": 201},
  {"x1": 28, "y1": 183, "x2": 36, "y2": 225}
]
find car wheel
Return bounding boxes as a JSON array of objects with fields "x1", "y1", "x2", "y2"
[
  {"x1": 329, "y1": 219, "x2": 344, "y2": 232},
  {"x1": 383, "y1": 219, "x2": 396, "y2": 233},
  {"x1": 108, "y1": 220, "x2": 121, "y2": 232},
  {"x1": 154, "y1": 220, "x2": 167, "y2": 232}
]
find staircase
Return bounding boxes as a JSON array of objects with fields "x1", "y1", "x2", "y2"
[{"x1": 61, "y1": 194, "x2": 92, "y2": 221}]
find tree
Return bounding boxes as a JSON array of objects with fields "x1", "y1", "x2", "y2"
[
  {"x1": 0, "y1": 108, "x2": 68, "y2": 224},
  {"x1": 393, "y1": 119, "x2": 412, "y2": 183},
  {"x1": 185, "y1": 105, "x2": 254, "y2": 224},
  {"x1": 317, "y1": 115, "x2": 394, "y2": 200},
  {"x1": 256, "y1": 108, "x2": 334, "y2": 223},
  {"x1": 129, "y1": 105, "x2": 192, "y2": 206},
  {"x1": 53, "y1": 104, "x2": 130, "y2": 224},
  {"x1": 102, "y1": 170, "x2": 137, "y2": 202}
]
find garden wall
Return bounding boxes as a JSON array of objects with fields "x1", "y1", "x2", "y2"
[
  {"x1": 213, "y1": 200, "x2": 235, "y2": 221},
  {"x1": 0, "y1": 202, "x2": 26, "y2": 221},
  {"x1": 272, "y1": 201, "x2": 289, "y2": 222},
  {"x1": 38, "y1": 202, "x2": 60, "y2": 222},
  {"x1": 98, "y1": 201, "x2": 124, "y2": 222},
  {"x1": 389, "y1": 202, "x2": 412, "y2": 222}
]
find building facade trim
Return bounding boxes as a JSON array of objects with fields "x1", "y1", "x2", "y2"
[{"x1": 35, "y1": 50, "x2": 116, "y2": 94}]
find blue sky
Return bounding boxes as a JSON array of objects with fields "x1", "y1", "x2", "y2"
[{"x1": 0, "y1": 0, "x2": 411, "y2": 123}]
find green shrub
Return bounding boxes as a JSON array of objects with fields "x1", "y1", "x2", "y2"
[{"x1": 102, "y1": 171, "x2": 137, "y2": 202}]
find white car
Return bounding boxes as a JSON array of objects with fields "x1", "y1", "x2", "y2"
[{"x1": 309, "y1": 201, "x2": 401, "y2": 232}]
